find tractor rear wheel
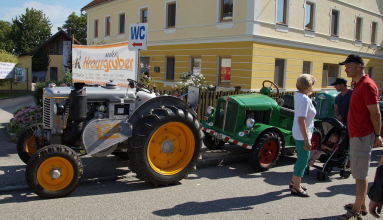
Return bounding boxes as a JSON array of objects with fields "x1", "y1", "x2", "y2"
[
  {"x1": 128, "y1": 106, "x2": 201, "y2": 186},
  {"x1": 249, "y1": 132, "x2": 281, "y2": 172},
  {"x1": 26, "y1": 145, "x2": 83, "y2": 198},
  {"x1": 17, "y1": 123, "x2": 43, "y2": 164},
  {"x1": 203, "y1": 133, "x2": 224, "y2": 150}
]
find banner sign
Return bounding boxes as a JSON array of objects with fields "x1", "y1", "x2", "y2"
[
  {"x1": 72, "y1": 42, "x2": 137, "y2": 87},
  {"x1": 0, "y1": 62, "x2": 16, "y2": 79}
]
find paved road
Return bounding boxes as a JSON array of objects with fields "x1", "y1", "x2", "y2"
[{"x1": 0, "y1": 96, "x2": 382, "y2": 219}]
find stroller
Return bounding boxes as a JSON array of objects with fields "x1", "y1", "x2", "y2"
[{"x1": 307, "y1": 118, "x2": 351, "y2": 180}]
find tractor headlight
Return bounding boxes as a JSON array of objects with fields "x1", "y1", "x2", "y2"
[
  {"x1": 246, "y1": 118, "x2": 255, "y2": 128},
  {"x1": 207, "y1": 106, "x2": 215, "y2": 115}
]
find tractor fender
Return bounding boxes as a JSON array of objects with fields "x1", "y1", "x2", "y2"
[{"x1": 128, "y1": 96, "x2": 196, "y2": 125}]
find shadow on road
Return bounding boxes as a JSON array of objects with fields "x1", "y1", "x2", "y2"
[{"x1": 152, "y1": 189, "x2": 290, "y2": 217}]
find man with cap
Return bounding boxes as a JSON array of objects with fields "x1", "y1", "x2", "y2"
[
  {"x1": 331, "y1": 77, "x2": 352, "y2": 125},
  {"x1": 339, "y1": 54, "x2": 382, "y2": 220}
]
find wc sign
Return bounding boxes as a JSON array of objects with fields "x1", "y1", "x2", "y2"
[{"x1": 129, "y1": 23, "x2": 148, "y2": 50}]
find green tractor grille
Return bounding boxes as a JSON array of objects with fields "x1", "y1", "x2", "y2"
[{"x1": 214, "y1": 101, "x2": 238, "y2": 132}]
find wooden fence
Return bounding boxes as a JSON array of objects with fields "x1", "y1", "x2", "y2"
[{"x1": 154, "y1": 88, "x2": 296, "y2": 120}]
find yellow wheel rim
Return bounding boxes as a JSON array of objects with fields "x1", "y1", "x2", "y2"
[
  {"x1": 25, "y1": 136, "x2": 36, "y2": 156},
  {"x1": 37, "y1": 157, "x2": 74, "y2": 191},
  {"x1": 147, "y1": 122, "x2": 195, "y2": 175}
]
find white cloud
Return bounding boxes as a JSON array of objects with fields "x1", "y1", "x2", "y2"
[{"x1": 1, "y1": 1, "x2": 80, "y2": 33}]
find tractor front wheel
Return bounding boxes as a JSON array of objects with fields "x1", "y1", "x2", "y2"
[
  {"x1": 16, "y1": 123, "x2": 43, "y2": 164},
  {"x1": 249, "y1": 132, "x2": 281, "y2": 172},
  {"x1": 26, "y1": 145, "x2": 83, "y2": 198},
  {"x1": 128, "y1": 106, "x2": 201, "y2": 186}
]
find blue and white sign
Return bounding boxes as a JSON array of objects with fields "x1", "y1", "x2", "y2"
[
  {"x1": 129, "y1": 23, "x2": 148, "y2": 50},
  {"x1": 0, "y1": 62, "x2": 16, "y2": 79}
]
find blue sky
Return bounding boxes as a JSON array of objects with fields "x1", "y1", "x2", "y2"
[{"x1": 0, "y1": 0, "x2": 91, "y2": 32}]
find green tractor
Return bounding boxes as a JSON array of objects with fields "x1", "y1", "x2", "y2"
[{"x1": 201, "y1": 80, "x2": 297, "y2": 171}]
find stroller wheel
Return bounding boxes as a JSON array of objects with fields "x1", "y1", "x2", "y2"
[
  {"x1": 340, "y1": 169, "x2": 351, "y2": 179},
  {"x1": 316, "y1": 170, "x2": 326, "y2": 181}
]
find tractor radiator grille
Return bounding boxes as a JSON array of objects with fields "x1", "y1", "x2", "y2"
[
  {"x1": 224, "y1": 102, "x2": 238, "y2": 132},
  {"x1": 43, "y1": 98, "x2": 52, "y2": 129}
]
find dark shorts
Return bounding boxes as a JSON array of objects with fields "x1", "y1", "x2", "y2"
[{"x1": 349, "y1": 133, "x2": 374, "y2": 180}]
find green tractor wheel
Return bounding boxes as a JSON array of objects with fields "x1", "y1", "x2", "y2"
[{"x1": 249, "y1": 132, "x2": 281, "y2": 172}]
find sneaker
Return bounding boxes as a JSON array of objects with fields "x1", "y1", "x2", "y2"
[{"x1": 339, "y1": 209, "x2": 362, "y2": 220}]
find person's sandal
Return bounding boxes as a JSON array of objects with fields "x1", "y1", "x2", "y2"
[
  {"x1": 289, "y1": 182, "x2": 307, "y2": 191},
  {"x1": 290, "y1": 186, "x2": 309, "y2": 197},
  {"x1": 344, "y1": 203, "x2": 367, "y2": 216},
  {"x1": 339, "y1": 209, "x2": 362, "y2": 220}
]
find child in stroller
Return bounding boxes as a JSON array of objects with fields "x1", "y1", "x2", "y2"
[{"x1": 306, "y1": 121, "x2": 351, "y2": 180}]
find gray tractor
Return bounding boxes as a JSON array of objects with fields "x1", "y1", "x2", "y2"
[{"x1": 17, "y1": 80, "x2": 201, "y2": 198}]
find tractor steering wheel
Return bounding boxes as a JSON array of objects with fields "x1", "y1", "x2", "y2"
[
  {"x1": 262, "y1": 80, "x2": 280, "y2": 97},
  {"x1": 127, "y1": 79, "x2": 151, "y2": 93}
]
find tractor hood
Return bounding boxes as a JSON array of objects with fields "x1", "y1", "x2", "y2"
[
  {"x1": 44, "y1": 85, "x2": 129, "y2": 101},
  {"x1": 222, "y1": 93, "x2": 278, "y2": 110}
]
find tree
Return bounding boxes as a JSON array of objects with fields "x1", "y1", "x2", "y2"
[
  {"x1": 32, "y1": 47, "x2": 50, "y2": 71},
  {"x1": 10, "y1": 8, "x2": 51, "y2": 54},
  {"x1": 60, "y1": 12, "x2": 87, "y2": 44},
  {"x1": 0, "y1": 21, "x2": 14, "y2": 53}
]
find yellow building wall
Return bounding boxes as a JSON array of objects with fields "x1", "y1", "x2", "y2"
[
  {"x1": 47, "y1": 55, "x2": 64, "y2": 81},
  {"x1": 0, "y1": 55, "x2": 32, "y2": 91},
  {"x1": 140, "y1": 41, "x2": 383, "y2": 91}
]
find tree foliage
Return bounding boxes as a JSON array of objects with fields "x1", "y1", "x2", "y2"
[
  {"x1": 10, "y1": 8, "x2": 51, "y2": 55},
  {"x1": 0, "y1": 49, "x2": 17, "y2": 63},
  {"x1": 32, "y1": 48, "x2": 50, "y2": 71},
  {"x1": 0, "y1": 21, "x2": 14, "y2": 52},
  {"x1": 59, "y1": 12, "x2": 87, "y2": 44}
]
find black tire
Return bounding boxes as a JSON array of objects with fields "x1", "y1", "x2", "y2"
[
  {"x1": 26, "y1": 145, "x2": 83, "y2": 198},
  {"x1": 16, "y1": 123, "x2": 43, "y2": 164},
  {"x1": 249, "y1": 132, "x2": 282, "y2": 172},
  {"x1": 203, "y1": 133, "x2": 224, "y2": 150},
  {"x1": 128, "y1": 106, "x2": 201, "y2": 186},
  {"x1": 316, "y1": 170, "x2": 326, "y2": 181}
]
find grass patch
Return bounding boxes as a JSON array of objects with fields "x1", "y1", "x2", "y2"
[{"x1": 0, "y1": 92, "x2": 31, "y2": 99}]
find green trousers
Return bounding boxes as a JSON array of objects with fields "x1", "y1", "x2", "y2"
[{"x1": 293, "y1": 140, "x2": 310, "y2": 177}]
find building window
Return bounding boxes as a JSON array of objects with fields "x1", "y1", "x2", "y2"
[
  {"x1": 141, "y1": 8, "x2": 148, "y2": 23},
  {"x1": 219, "y1": 57, "x2": 231, "y2": 86},
  {"x1": 355, "y1": 17, "x2": 362, "y2": 41},
  {"x1": 367, "y1": 67, "x2": 374, "y2": 78},
  {"x1": 190, "y1": 57, "x2": 202, "y2": 75},
  {"x1": 276, "y1": 0, "x2": 288, "y2": 25},
  {"x1": 371, "y1": 22, "x2": 377, "y2": 44},
  {"x1": 304, "y1": 2, "x2": 314, "y2": 31},
  {"x1": 105, "y1": 16, "x2": 111, "y2": 36},
  {"x1": 119, "y1": 13, "x2": 125, "y2": 34},
  {"x1": 166, "y1": 2, "x2": 176, "y2": 28},
  {"x1": 330, "y1": 10, "x2": 339, "y2": 36},
  {"x1": 303, "y1": 61, "x2": 311, "y2": 74},
  {"x1": 220, "y1": 0, "x2": 233, "y2": 22},
  {"x1": 140, "y1": 57, "x2": 150, "y2": 74},
  {"x1": 274, "y1": 59, "x2": 285, "y2": 87},
  {"x1": 50, "y1": 67, "x2": 58, "y2": 81},
  {"x1": 322, "y1": 63, "x2": 339, "y2": 86},
  {"x1": 94, "y1": 20, "x2": 98, "y2": 38},
  {"x1": 165, "y1": 57, "x2": 175, "y2": 80}
]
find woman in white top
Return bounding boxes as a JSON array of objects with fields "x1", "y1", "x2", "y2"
[{"x1": 290, "y1": 74, "x2": 316, "y2": 197}]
